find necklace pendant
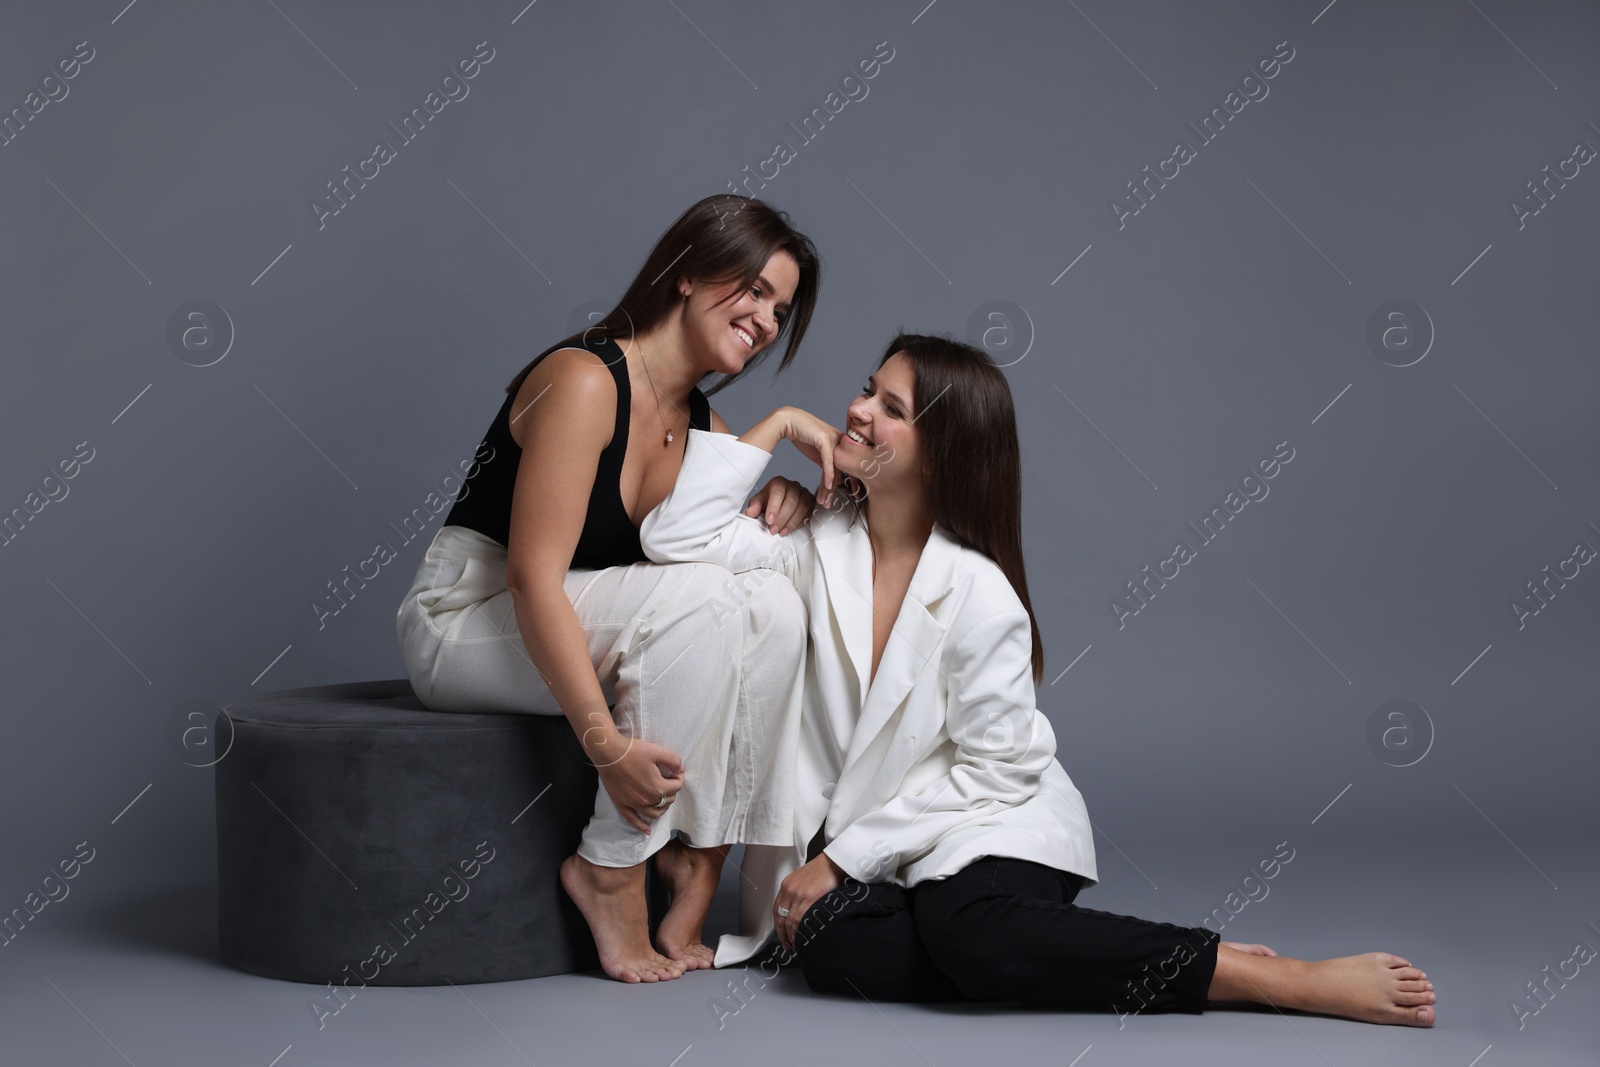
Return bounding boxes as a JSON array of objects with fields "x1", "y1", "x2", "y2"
[{"x1": 665, "y1": 430, "x2": 674, "y2": 444}]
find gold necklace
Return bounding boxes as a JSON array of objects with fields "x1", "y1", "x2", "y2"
[{"x1": 635, "y1": 338, "x2": 685, "y2": 446}]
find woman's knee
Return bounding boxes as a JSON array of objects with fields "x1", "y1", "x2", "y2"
[
  {"x1": 793, "y1": 884, "x2": 899, "y2": 991},
  {"x1": 646, "y1": 562, "x2": 747, "y2": 644},
  {"x1": 790, "y1": 881, "x2": 868, "y2": 952},
  {"x1": 912, "y1": 867, "x2": 1015, "y2": 978},
  {"x1": 914, "y1": 907, "x2": 983, "y2": 975},
  {"x1": 658, "y1": 564, "x2": 802, "y2": 644}
]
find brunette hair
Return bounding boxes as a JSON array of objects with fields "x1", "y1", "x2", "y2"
[
  {"x1": 506, "y1": 194, "x2": 820, "y2": 398},
  {"x1": 872, "y1": 333, "x2": 1045, "y2": 684}
]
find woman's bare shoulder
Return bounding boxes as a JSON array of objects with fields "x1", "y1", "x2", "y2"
[{"x1": 508, "y1": 346, "x2": 616, "y2": 450}]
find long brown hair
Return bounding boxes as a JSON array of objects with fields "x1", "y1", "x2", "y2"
[
  {"x1": 874, "y1": 333, "x2": 1045, "y2": 684},
  {"x1": 506, "y1": 194, "x2": 820, "y2": 398}
]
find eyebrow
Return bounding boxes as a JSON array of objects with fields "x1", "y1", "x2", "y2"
[
  {"x1": 867, "y1": 372, "x2": 912, "y2": 414},
  {"x1": 756, "y1": 275, "x2": 791, "y2": 317}
]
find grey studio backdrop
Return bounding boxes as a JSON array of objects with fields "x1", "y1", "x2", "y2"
[{"x1": 2, "y1": 0, "x2": 1597, "y2": 1062}]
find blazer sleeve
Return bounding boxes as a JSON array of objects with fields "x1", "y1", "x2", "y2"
[
  {"x1": 638, "y1": 428, "x2": 810, "y2": 586},
  {"x1": 823, "y1": 608, "x2": 1057, "y2": 882}
]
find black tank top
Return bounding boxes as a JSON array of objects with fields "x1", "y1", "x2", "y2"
[{"x1": 442, "y1": 334, "x2": 711, "y2": 568}]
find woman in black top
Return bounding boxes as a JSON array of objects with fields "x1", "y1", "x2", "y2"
[{"x1": 396, "y1": 196, "x2": 821, "y2": 982}]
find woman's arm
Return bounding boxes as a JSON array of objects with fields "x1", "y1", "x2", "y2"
[
  {"x1": 639, "y1": 407, "x2": 835, "y2": 583},
  {"x1": 502, "y1": 349, "x2": 685, "y2": 833},
  {"x1": 710, "y1": 404, "x2": 816, "y2": 535},
  {"x1": 822, "y1": 609, "x2": 1057, "y2": 881}
]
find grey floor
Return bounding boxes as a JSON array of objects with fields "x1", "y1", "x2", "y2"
[{"x1": 2, "y1": 836, "x2": 1594, "y2": 1067}]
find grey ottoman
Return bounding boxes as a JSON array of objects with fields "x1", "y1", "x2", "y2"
[{"x1": 214, "y1": 679, "x2": 619, "y2": 986}]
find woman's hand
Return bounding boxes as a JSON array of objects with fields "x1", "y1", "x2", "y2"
[
  {"x1": 773, "y1": 852, "x2": 846, "y2": 952},
  {"x1": 776, "y1": 408, "x2": 843, "y2": 508},
  {"x1": 589, "y1": 731, "x2": 686, "y2": 834},
  {"x1": 740, "y1": 407, "x2": 842, "y2": 508},
  {"x1": 744, "y1": 476, "x2": 816, "y2": 535}
]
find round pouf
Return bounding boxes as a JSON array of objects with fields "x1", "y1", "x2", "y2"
[{"x1": 214, "y1": 679, "x2": 603, "y2": 986}]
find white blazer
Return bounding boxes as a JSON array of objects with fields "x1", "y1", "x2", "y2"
[{"x1": 640, "y1": 429, "x2": 1098, "y2": 966}]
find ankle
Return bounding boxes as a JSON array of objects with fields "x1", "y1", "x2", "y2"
[
  {"x1": 1211, "y1": 947, "x2": 1303, "y2": 1006},
  {"x1": 572, "y1": 854, "x2": 644, "y2": 892},
  {"x1": 1257, "y1": 956, "x2": 1313, "y2": 1011}
]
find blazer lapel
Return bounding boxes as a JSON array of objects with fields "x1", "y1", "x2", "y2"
[
  {"x1": 837, "y1": 525, "x2": 962, "y2": 769},
  {"x1": 811, "y1": 517, "x2": 874, "y2": 703}
]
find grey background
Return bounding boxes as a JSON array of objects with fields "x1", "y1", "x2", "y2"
[{"x1": 1, "y1": 1, "x2": 1595, "y2": 1064}]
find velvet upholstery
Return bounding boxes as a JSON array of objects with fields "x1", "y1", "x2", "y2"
[{"x1": 214, "y1": 679, "x2": 654, "y2": 985}]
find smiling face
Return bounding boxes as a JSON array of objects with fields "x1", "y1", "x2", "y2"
[
  {"x1": 837, "y1": 351, "x2": 926, "y2": 496},
  {"x1": 678, "y1": 249, "x2": 799, "y2": 377}
]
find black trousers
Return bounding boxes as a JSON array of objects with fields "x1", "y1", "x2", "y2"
[{"x1": 794, "y1": 857, "x2": 1221, "y2": 1016}]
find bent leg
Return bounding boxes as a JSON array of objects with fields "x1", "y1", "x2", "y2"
[
  {"x1": 398, "y1": 534, "x2": 741, "y2": 982},
  {"x1": 555, "y1": 560, "x2": 752, "y2": 982},
  {"x1": 793, "y1": 881, "x2": 966, "y2": 1003},
  {"x1": 571, "y1": 559, "x2": 749, "y2": 867},
  {"x1": 913, "y1": 858, "x2": 1220, "y2": 1015},
  {"x1": 715, "y1": 570, "x2": 807, "y2": 845},
  {"x1": 653, "y1": 570, "x2": 807, "y2": 968}
]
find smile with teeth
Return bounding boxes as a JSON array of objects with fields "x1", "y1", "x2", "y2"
[
  {"x1": 731, "y1": 324, "x2": 755, "y2": 349},
  {"x1": 845, "y1": 427, "x2": 873, "y2": 446}
]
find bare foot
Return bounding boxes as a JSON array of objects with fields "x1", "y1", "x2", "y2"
[
  {"x1": 652, "y1": 839, "x2": 727, "y2": 970},
  {"x1": 1223, "y1": 941, "x2": 1278, "y2": 957},
  {"x1": 1211, "y1": 946, "x2": 1436, "y2": 1026},
  {"x1": 560, "y1": 854, "x2": 687, "y2": 983},
  {"x1": 1289, "y1": 952, "x2": 1437, "y2": 1026}
]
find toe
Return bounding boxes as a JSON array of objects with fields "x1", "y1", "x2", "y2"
[
  {"x1": 1415, "y1": 1006, "x2": 1434, "y2": 1025},
  {"x1": 1395, "y1": 991, "x2": 1435, "y2": 1006}
]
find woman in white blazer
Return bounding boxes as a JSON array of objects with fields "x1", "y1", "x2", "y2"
[{"x1": 640, "y1": 334, "x2": 1437, "y2": 1026}]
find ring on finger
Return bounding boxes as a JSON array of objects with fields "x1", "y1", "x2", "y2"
[{"x1": 776, "y1": 905, "x2": 790, "y2": 918}]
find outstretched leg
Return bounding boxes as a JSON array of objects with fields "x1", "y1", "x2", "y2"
[
  {"x1": 652, "y1": 839, "x2": 729, "y2": 970},
  {"x1": 560, "y1": 854, "x2": 687, "y2": 983},
  {"x1": 914, "y1": 858, "x2": 1222, "y2": 1015},
  {"x1": 913, "y1": 857, "x2": 1436, "y2": 1027},
  {"x1": 1209, "y1": 945, "x2": 1436, "y2": 1026},
  {"x1": 1223, "y1": 941, "x2": 1277, "y2": 956}
]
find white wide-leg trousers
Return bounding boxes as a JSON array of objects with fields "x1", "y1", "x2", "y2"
[{"x1": 395, "y1": 524, "x2": 806, "y2": 869}]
